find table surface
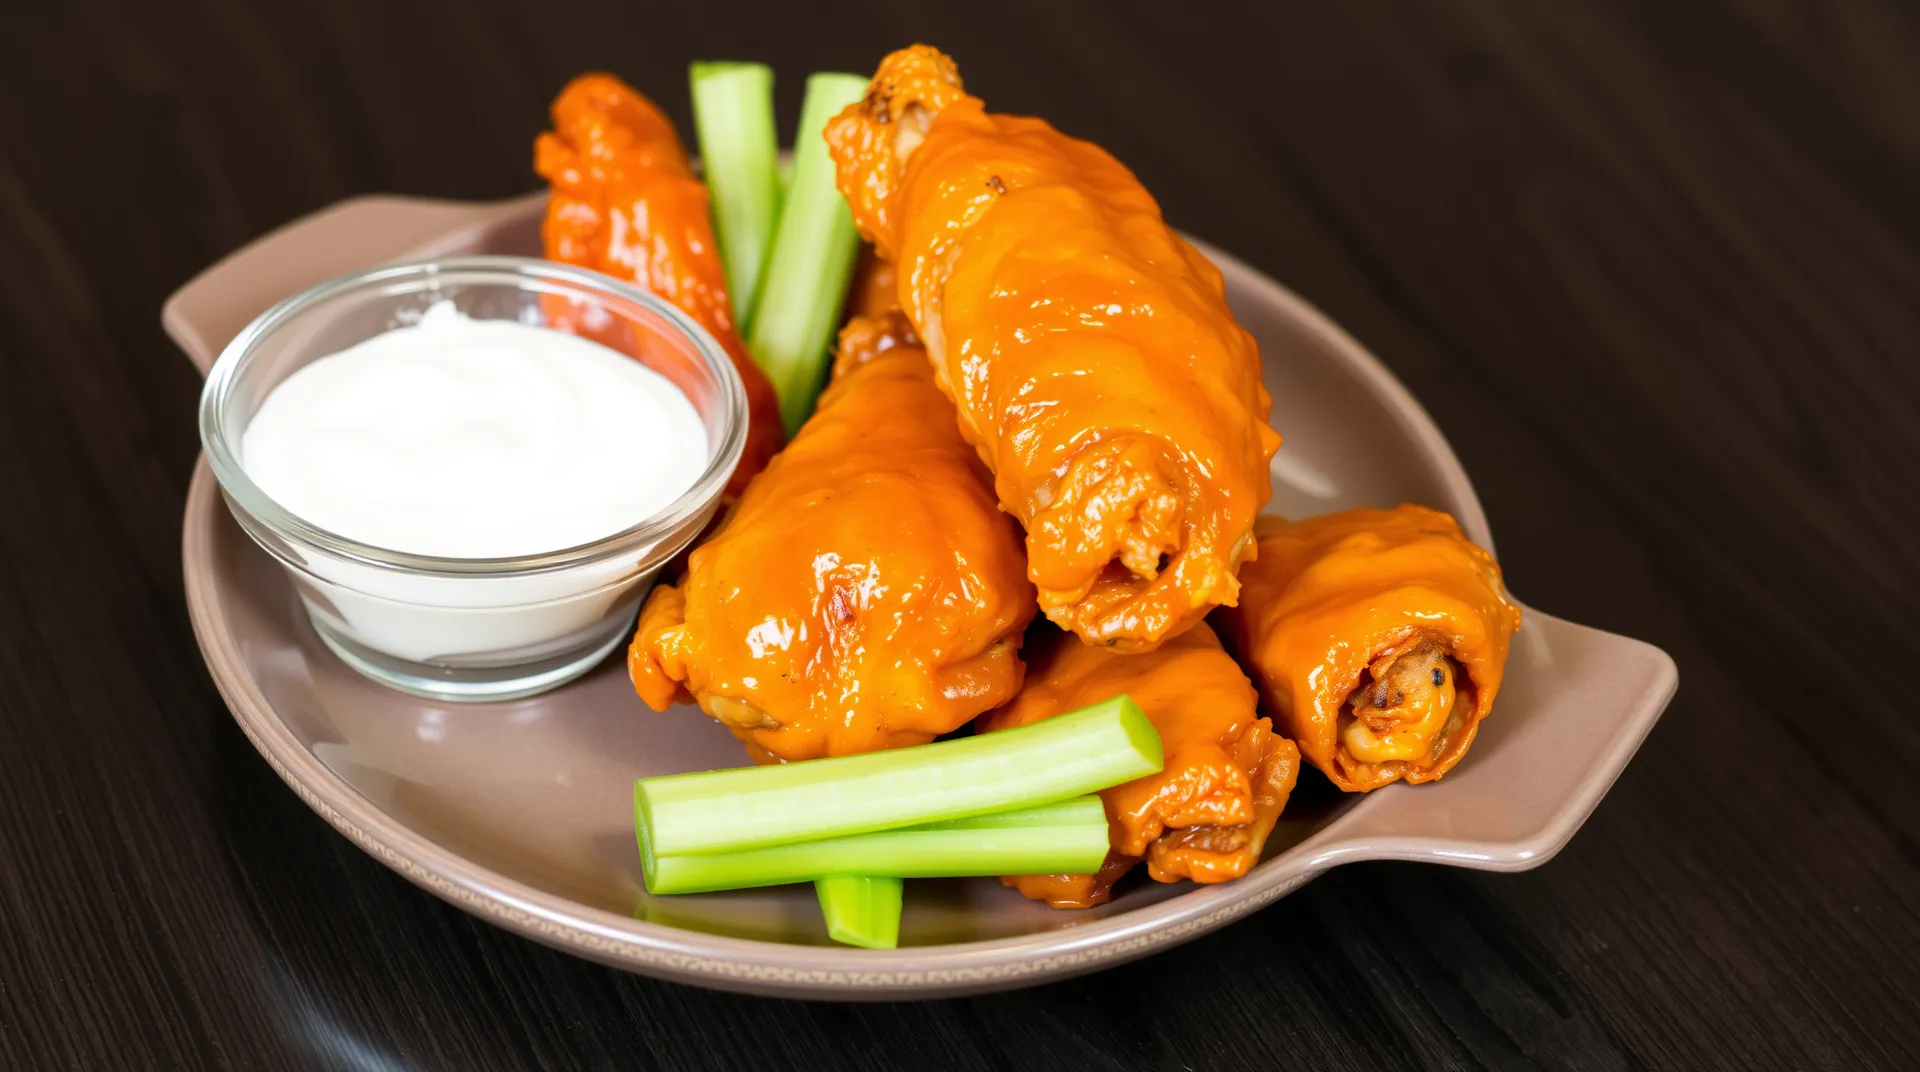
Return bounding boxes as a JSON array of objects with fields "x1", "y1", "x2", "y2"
[{"x1": 2, "y1": 1, "x2": 1916, "y2": 1069}]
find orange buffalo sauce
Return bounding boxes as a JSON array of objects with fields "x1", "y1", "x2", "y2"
[
  {"x1": 979, "y1": 623, "x2": 1300, "y2": 908},
  {"x1": 1217, "y1": 506, "x2": 1522, "y2": 792},
  {"x1": 825, "y1": 46, "x2": 1278, "y2": 652},
  {"x1": 628, "y1": 314, "x2": 1035, "y2": 762},
  {"x1": 845, "y1": 246, "x2": 901, "y2": 322},
  {"x1": 535, "y1": 73, "x2": 783, "y2": 494}
]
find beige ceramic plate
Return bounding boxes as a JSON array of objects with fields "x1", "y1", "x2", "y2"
[{"x1": 164, "y1": 194, "x2": 1677, "y2": 999}]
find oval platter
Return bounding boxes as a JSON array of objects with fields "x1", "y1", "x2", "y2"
[{"x1": 165, "y1": 193, "x2": 1677, "y2": 999}]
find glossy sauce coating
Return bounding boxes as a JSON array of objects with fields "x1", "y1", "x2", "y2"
[
  {"x1": 1216, "y1": 506, "x2": 1522, "y2": 792},
  {"x1": 978, "y1": 623, "x2": 1299, "y2": 908},
  {"x1": 825, "y1": 46, "x2": 1280, "y2": 651},
  {"x1": 628, "y1": 314, "x2": 1035, "y2": 762},
  {"x1": 845, "y1": 246, "x2": 901, "y2": 321},
  {"x1": 535, "y1": 73, "x2": 783, "y2": 493}
]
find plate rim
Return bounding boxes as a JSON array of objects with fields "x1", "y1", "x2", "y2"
[{"x1": 175, "y1": 204, "x2": 1672, "y2": 998}]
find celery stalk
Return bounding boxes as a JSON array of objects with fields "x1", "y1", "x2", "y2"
[
  {"x1": 634, "y1": 696, "x2": 1160, "y2": 856},
  {"x1": 690, "y1": 61, "x2": 781, "y2": 325},
  {"x1": 644, "y1": 798, "x2": 1111, "y2": 895},
  {"x1": 816, "y1": 876, "x2": 903, "y2": 949},
  {"x1": 747, "y1": 71, "x2": 869, "y2": 433}
]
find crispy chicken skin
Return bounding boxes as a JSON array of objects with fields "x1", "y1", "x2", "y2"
[
  {"x1": 535, "y1": 73, "x2": 783, "y2": 493},
  {"x1": 1216, "y1": 506, "x2": 1523, "y2": 792},
  {"x1": 825, "y1": 46, "x2": 1280, "y2": 652},
  {"x1": 628, "y1": 313, "x2": 1036, "y2": 762},
  {"x1": 978, "y1": 623, "x2": 1300, "y2": 908}
]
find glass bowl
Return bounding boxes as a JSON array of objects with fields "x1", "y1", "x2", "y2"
[{"x1": 199, "y1": 256, "x2": 746, "y2": 702}]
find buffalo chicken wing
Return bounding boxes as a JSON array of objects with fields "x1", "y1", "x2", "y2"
[
  {"x1": 1217, "y1": 506, "x2": 1522, "y2": 792},
  {"x1": 825, "y1": 46, "x2": 1280, "y2": 652},
  {"x1": 628, "y1": 312, "x2": 1035, "y2": 762},
  {"x1": 979, "y1": 622, "x2": 1299, "y2": 907},
  {"x1": 536, "y1": 73, "x2": 784, "y2": 492}
]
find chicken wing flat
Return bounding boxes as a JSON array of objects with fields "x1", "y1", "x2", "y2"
[
  {"x1": 628, "y1": 312, "x2": 1035, "y2": 762},
  {"x1": 535, "y1": 73, "x2": 783, "y2": 493},
  {"x1": 825, "y1": 46, "x2": 1280, "y2": 652},
  {"x1": 978, "y1": 622, "x2": 1299, "y2": 908},
  {"x1": 1217, "y1": 506, "x2": 1523, "y2": 792}
]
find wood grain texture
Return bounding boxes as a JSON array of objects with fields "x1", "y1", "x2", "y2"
[{"x1": 1, "y1": 0, "x2": 1915, "y2": 1068}]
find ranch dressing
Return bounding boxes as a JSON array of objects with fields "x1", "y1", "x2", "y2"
[{"x1": 242, "y1": 302, "x2": 707, "y2": 558}]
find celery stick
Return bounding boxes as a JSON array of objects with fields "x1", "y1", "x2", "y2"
[
  {"x1": 690, "y1": 61, "x2": 781, "y2": 324},
  {"x1": 815, "y1": 876, "x2": 903, "y2": 949},
  {"x1": 644, "y1": 798, "x2": 1111, "y2": 895},
  {"x1": 747, "y1": 71, "x2": 869, "y2": 433},
  {"x1": 635, "y1": 697, "x2": 1159, "y2": 856}
]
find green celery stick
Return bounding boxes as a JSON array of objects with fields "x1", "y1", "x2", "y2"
[
  {"x1": 690, "y1": 61, "x2": 781, "y2": 325},
  {"x1": 634, "y1": 697, "x2": 1159, "y2": 856},
  {"x1": 815, "y1": 876, "x2": 903, "y2": 949},
  {"x1": 645, "y1": 798, "x2": 1110, "y2": 895},
  {"x1": 747, "y1": 71, "x2": 869, "y2": 433}
]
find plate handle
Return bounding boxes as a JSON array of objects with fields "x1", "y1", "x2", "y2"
[
  {"x1": 1287, "y1": 609, "x2": 1677, "y2": 873},
  {"x1": 161, "y1": 193, "x2": 545, "y2": 378}
]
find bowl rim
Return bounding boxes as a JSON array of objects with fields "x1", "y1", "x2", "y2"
[{"x1": 197, "y1": 254, "x2": 748, "y2": 579}]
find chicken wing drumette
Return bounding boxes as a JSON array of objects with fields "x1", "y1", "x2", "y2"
[{"x1": 628, "y1": 312, "x2": 1035, "y2": 762}]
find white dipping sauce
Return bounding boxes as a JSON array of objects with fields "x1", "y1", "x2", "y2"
[{"x1": 242, "y1": 303, "x2": 708, "y2": 558}]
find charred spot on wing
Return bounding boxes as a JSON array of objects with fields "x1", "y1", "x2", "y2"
[{"x1": 986, "y1": 175, "x2": 1007, "y2": 195}]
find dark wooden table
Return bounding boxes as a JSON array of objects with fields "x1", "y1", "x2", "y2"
[{"x1": 3, "y1": 1, "x2": 1916, "y2": 1068}]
